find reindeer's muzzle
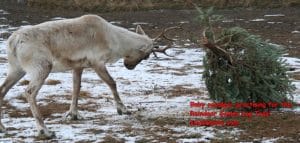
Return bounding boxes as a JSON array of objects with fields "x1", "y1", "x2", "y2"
[{"x1": 124, "y1": 63, "x2": 136, "y2": 70}]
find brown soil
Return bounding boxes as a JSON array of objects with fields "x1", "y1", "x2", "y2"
[
  {"x1": 18, "y1": 79, "x2": 62, "y2": 86},
  {"x1": 26, "y1": 0, "x2": 300, "y2": 12},
  {"x1": 18, "y1": 80, "x2": 30, "y2": 86},
  {"x1": 211, "y1": 112, "x2": 300, "y2": 142},
  {"x1": 101, "y1": 135, "x2": 125, "y2": 143},
  {"x1": 291, "y1": 72, "x2": 300, "y2": 80},
  {"x1": 4, "y1": 100, "x2": 69, "y2": 118},
  {"x1": 167, "y1": 85, "x2": 205, "y2": 97},
  {"x1": 44, "y1": 79, "x2": 61, "y2": 85},
  {"x1": 39, "y1": 103, "x2": 69, "y2": 118},
  {"x1": 0, "y1": 57, "x2": 7, "y2": 63},
  {"x1": 127, "y1": 111, "x2": 300, "y2": 142},
  {"x1": 1, "y1": 1, "x2": 299, "y2": 57}
]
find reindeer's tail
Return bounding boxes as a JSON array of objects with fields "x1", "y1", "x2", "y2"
[
  {"x1": 6, "y1": 33, "x2": 24, "y2": 71},
  {"x1": 7, "y1": 33, "x2": 19, "y2": 57}
]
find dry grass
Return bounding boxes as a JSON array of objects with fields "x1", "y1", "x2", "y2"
[
  {"x1": 136, "y1": 84, "x2": 205, "y2": 97},
  {"x1": 27, "y1": 0, "x2": 300, "y2": 12},
  {"x1": 147, "y1": 67, "x2": 188, "y2": 76},
  {"x1": 291, "y1": 72, "x2": 300, "y2": 80},
  {"x1": 207, "y1": 111, "x2": 300, "y2": 142},
  {"x1": 18, "y1": 79, "x2": 30, "y2": 86},
  {"x1": 44, "y1": 79, "x2": 61, "y2": 85},
  {"x1": 18, "y1": 79, "x2": 61, "y2": 86},
  {"x1": 236, "y1": 112, "x2": 300, "y2": 142},
  {"x1": 79, "y1": 90, "x2": 92, "y2": 97},
  {"x1": 3, "y1": 99, "x2": 69, "y2": 118},
  {"x1": 101, "y1": 135, "x2": 124, "y2": 143},
  {"x1": 167, "y1": 85, "x2": 205, "y2": 97},
  {"x1": 39, "y1": 103, "x2": 69, "y2": 118},
  {"x1": 3, "y1": 101, "x2": 30, "y2": 118}
]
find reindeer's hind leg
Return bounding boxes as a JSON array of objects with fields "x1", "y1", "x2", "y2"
[
  {"x1": 23, "y1": 60, "x2": 54, "y2": 139},
  {"x1": 93, "y1": 63, "x2": 130, "y2": 115},
  {"x1": 65, "y1": 68, "x2": 83, "y2": 120},
  {"x1": 0, "y1": 64, "x2": 25, "y2": 132}
]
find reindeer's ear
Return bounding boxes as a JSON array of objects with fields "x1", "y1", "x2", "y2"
[{"x1": 136, "y1": 25, "x2": 146, "y2": 35}]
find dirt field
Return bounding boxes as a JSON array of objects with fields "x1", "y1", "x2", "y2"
[
  {"x1": 0, "y1": 1, "x2": 300, "y2": 142},
  {"x1": 1, "y1": 1, "x2": 300, "y2": 55}
]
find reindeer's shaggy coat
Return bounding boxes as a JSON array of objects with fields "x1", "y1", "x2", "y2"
[{"x1": 0, "y1": 14, "x2": 153, "y2": 138}]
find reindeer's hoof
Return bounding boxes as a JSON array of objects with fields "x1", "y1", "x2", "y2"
[
  {"x1": 64, "y1": 110, "x2": 83, "y2": 121},
  {"x1": 0, "y1": 123, "x2": 6, "y2": 133},
  {"x1": 37, "y1": 129, "x2": 55, "y2": 139}
]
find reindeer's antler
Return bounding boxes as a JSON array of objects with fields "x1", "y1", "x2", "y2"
[
  {"x1": 152, "y1": 45, "x2": 173, "y2": 58},
  {"x1": 152, "y1": 24, "x2": 183, "y2": 58},
  {"x1": 153, "y1": 23, "x2": 183, "y2": 41}
]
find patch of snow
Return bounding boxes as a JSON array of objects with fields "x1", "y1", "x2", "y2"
[
  {"x1": 292, "y1": 30, "x2": 300, "y2": 34},
  {"x1": 282, "y1": 57, "x2": 300, "y2": 69},
  {"x1": 110, "y1": 21, "x2": 122, "y2": 24},
  {"x1": 261, "y1": 137, "x2": 284, "y2": 143},
  {"x1": 0, "y1": 25, "x2": 9, "y2": 29},
  {"x1": 0, "y1": 10, "x2": 10, "y2": 15},
  {"x1": 51, "y1": 17, "x2": 66, "y2": 21},
  {"x1": 264, "y1": 14, "x2": 285, "y2": 17},
  {"x1": 179, "y1": 21, "x2": 189, "y2": 24},
  {"x1": 7, "y1": 27, "x2": 19, "y2": 32},
  {"x1": 250, "y1": 18, "x2": 265, "y2": 22},
  {"x1": 128, "y1": 27, "x2": 135, "y2": 31},
  {"x1": 184, "y1": 43, "x2": 191, "y2": 46},
  {"x1": 21, "y1": 21, "x2": 30, "y2": 24},
  {"x1": 8, "y1": 99, "x2": 29, "y2": 110},
  {"x1": 132, "y1": 22, "x2": 149, "y2": 25},
  {"x1": 267, "y1": 21, "x2": 283, "y2": 24},
  {"x1": 222, "y1": 19, "x2": 234, "y2": 23}
]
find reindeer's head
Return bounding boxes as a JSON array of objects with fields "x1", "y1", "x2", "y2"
[
  {"x1": 123, "y1": 25, "x2": 153, "y2": 70},
  {"x1": 124, "y1": 24, "x2": 182, "y2": 70}
]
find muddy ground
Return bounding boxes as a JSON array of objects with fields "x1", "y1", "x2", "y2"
[{"x1": 0, "y1": 1, "x2": 300, "y2": 143}]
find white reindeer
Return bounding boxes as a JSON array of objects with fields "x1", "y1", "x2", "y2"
[{"x1": 0, "y1": 14, "x2": 180, "y2": 138}]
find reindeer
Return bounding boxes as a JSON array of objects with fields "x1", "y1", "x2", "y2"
[{"x1": 0, "y1": 15, "x2": 181, "y2": 138}]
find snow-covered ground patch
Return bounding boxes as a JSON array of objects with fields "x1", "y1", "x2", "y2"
[
  {"x1": 250, "y1": 18, "x2": 265, "y2": 22},
  {"x1": 51, "y1": 17, "x2": 66, "y2": 21},
  {"x1": 264, "y1": 14, "x2": 285, "y2": 17}
]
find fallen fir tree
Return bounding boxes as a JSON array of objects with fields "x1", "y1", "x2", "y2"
[{"x1": 196, "y1": 7, "x2": 295, "y2": 105}]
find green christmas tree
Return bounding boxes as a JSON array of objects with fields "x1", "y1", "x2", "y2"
[{"x1": 197, "y1": 7, "x2": 295, "y2": 105}]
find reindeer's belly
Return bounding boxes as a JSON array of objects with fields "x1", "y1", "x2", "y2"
[{"x1": 51, "y1": 58, "x2": 92, "y2": 72}]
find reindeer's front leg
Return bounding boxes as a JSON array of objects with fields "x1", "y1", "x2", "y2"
[
  {"x1": 65, "y1": 68, "x2": 83, "y2": 120},
  {"x1": 93, "y1": 63, "x2": 130, "y2": 115}
]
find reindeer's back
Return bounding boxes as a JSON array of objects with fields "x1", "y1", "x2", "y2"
[{"x1": 8, "y1": 15, "x2": 111, "y2": 72}]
